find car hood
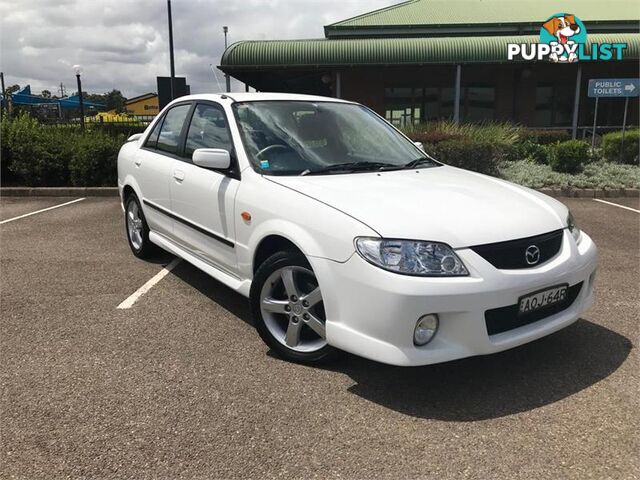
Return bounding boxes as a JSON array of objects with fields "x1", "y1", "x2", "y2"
[{"x1": 267, "y1": 166, "x2": 568, "y2": 248}]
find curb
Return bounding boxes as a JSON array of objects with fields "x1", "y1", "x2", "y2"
[
  {"x1": 0, "y1": 187, "x2": 119, "y2": 197},
  {"x1": 0, "y1": 187, "x2": 638, "y2": 198}
]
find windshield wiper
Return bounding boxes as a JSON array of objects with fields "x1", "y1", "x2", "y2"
[
  {"x1": 403, "y1": 157, "x2": 439, "y2": 169},
  {"x1": 301, "y1": 161, "x2": 401, "y2": 176}
]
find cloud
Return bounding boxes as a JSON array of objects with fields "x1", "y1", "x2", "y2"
[{"x1": 0, "y1": 0, "x2": 401, "y2": 98}]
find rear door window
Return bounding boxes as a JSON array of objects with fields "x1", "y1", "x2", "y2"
[
  {"x1": 156, "y1": 104, "x2": 192, "y2": 155},
  {"x1": 144, "y1": 116, "x2": 164, "y2": 149}
]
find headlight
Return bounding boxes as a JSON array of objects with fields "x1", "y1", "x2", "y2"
[
  {"x1": 355, "y1": 237, "x2": 469, "y2": 276},
  {"x1": 567, "y1": 212, "x2": 582, "y2": 243}
]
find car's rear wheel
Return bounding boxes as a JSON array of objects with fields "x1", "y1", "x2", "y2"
[
  {"x1": 250, "y1": 251, "x2": 339, "y2": 364},
  {"x1": 124, "y1": 194, "x2": 157, "y2": 258}
]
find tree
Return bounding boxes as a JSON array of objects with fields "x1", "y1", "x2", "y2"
[
  {"x1": 105, "y1": 89, "x2": 126, "y2": 113},
  {"x1": 81, "y1": 89, "x2": 126, "y2": 112},
  {"x1": 41, "y1": 89, "x2": 52, "y2": 98},
  {"x1": 6, "y1": 84, "x2": 20, "y2": 94}
]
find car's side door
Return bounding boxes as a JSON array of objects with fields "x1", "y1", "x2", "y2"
[
  {"x1": 134, "y1": 102, "x2": 192, "y2": 237},
  {"x1": 169, "y1": 102, "x2": 239, "y2": 274}
]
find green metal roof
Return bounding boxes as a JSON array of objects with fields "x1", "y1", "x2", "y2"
[
  {"x1": 220, "y1": 33, "x2": 640, "y2": 69},
  {"x1": 327, "y1": 0, "x2": 640, "y2": 29}
]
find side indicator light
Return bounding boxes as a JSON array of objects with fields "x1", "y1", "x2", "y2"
[{"x1": 241, "y1": 211, "x2": 252, "y2": 222}]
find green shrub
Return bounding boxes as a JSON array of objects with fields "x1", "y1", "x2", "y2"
[
  {"x1": 431, "y1": 138, "x2": 499, "y2": 175},
  {"x1": 5, "y1": 115, "x2": 75, "y2": 186},
  {"x1": 70, "y1": 132, "x2": 125, "y2": 186},
  {"x1": 601, "y1": 129, "x2": 639, "y2": 165},
  {"x1": 403, "y1": 121, "x2": 524, "y2": 164},
  {"x1": 405, "y1": 128, "x2": 463, "y2": 145},
  {"x1": 2, "y1": 115, "x2": 126, "y2": 186},
  {"x1": 507, "y1": 140, "x2": 550, "y2": 163},
  {"x1": 404, "y1": 120, "x2": 523, "y2": 145},
  {"x1": 456, "y1": 122, "x2": 523, "y2": 147},
  {"x1": 1, "y1": 117, "x2": 13, "y2": 181},
  {"x1": 521, "y1": 129, "x2": 571, "y2": 145},
  {"x1": 548, "y1": 140, "x2": 590, "y2": 173}
]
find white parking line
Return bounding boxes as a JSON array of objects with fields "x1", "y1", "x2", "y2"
[
  {"x1": 593, "y1": 198, "x2": 640, "y2": 213},
  {"x1": 0, "y1": 197, "x2": 86, "y2": 224},
  {"x1": 117, "y1": 258, "x2": 181, "y2": 309}
]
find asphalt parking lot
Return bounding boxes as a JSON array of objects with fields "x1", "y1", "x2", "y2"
[{"x1": 1, "y1": 195, "x2": 638, "y2": 479}]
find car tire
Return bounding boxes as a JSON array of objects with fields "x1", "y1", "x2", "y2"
[
  {"x1": 250, "y1": 251, "x2": 341, "y2": 364},
  {"x1": 124, "y1": 193, "x2": 157, "y2": 259}
]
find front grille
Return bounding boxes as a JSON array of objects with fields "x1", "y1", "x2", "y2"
[
  {"x1": 470, "y1": 229, "x2": 564, "y2": 269},
  {"x1": 485, "y1": 282, "x2": 583, "y2": 336}
]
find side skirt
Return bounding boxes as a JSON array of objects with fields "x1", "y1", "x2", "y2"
[{"x1": 149, "y1": 231, "x2": 252, "y2": 298}]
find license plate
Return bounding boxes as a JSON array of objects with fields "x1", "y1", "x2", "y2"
[{"x1": 518, "y1": 284, "x2": 568, "y2": 315}]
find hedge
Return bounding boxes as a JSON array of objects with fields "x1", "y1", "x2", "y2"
[
  {"x1": 548, "y1": 140, "x2": 591, "y2": 174},
  {"x1": 430, "y1": 139, "x2": 499, "y2": 175},
  {"x1": 1, "y1": 115, "x2": 126, "y2": 186},
  {"x1": 520, "y1": 129, "x2": 571, "y2": 145},
  {"x1": 601, "y1": 129, "x2": 639, "y2": 165}
]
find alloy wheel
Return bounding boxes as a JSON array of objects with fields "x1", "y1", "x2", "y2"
[
  {"x1": 126, "y1": 200, "x2": 144, "y2": 251},
  {"x1": 259, "y1": 265, "x2": 327, "y2": 352}
]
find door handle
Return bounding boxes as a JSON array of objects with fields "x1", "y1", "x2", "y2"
[{"x1": 173, "y1": 170, "x2": 185, "y2": 182}]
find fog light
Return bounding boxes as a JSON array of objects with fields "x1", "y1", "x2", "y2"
[{"x1": 414, "y1": 314, "x2": 439, "y2": 346}]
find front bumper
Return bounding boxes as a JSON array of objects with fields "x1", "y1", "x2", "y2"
[{"x1": 310, "y1": 230, "x2": 598, "y2": 366}]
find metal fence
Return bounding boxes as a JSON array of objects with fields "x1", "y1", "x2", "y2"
[{"x1": 39, "y1": 115, "x2": 155, "y2": 136}]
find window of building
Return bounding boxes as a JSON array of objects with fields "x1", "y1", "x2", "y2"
[
  {"x1": 535, "y1": 84, "x2": 574, "y2": 127},
  {"x1": 185, "y1": 104, "x2": 232, "y2": 157},
  {"x1": 384, "y1": 86, "x2": 495, "y2": 125},
  {"x1": 384, "y1": 87, "x2": 421, "y2": 128},
  {"x1": 465, "y1": 87, "x2": 496, "y2": 123}
]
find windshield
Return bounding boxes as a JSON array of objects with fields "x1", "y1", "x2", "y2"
[{"x1": 232, "y1": 101, "x2": 439, "y2": 175}]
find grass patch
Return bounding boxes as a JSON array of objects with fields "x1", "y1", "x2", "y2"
[{"x1": 500, "y1": 160, "x2": 640, "y2": 190}]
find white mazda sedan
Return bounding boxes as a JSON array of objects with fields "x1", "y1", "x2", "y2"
[{"x1": 118, "y1": 93, "x2": 598, "y2": 366}]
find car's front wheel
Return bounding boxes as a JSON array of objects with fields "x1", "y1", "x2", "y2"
[{"x1": 250, "y1": 251, "x2": 339, "y2": 364}]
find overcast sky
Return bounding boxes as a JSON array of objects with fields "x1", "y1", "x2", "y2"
[{"x1": 0, "y1": 0, "x2": 402, "y2": 98}]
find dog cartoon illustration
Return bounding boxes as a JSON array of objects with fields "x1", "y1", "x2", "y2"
[{"x1": 542, "y1": 14, "x2": 581, "y2": 62}]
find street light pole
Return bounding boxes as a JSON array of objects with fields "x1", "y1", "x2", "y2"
[
  {"x1": 167, "y1": 0, "x2": 176, "y2": 100},
  {"x1": 74, "y1": 65, "x2": 85, "y2": 131},
  {"x1": 0, "y1": 71, "x2": 6, "y2": 120},
  {"x1": 223, "y1": 26, "x2": 230, "y2": 93}
]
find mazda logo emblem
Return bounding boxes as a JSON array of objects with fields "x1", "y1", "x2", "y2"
[{"x1": 525, "y1": 245, "x2": 541, "y2": 265}]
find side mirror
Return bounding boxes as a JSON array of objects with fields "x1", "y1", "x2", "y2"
[
  {"x1": 192, "y1": 148, "x2": 231, "y2": 170},
  {"x1": 414, "y1": 141, "x2": 424, "y2": 151},
  {"x1": 127, "y1": 133, "x2": 143, "y2": 142}
]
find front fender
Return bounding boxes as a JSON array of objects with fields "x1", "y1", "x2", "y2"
[{"x1": 234, "y1": 174, "x2": 378, "y2": 279}]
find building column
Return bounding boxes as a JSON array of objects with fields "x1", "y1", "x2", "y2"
[
  {"x1": 453, "y1": 65, "x2": 462, "y2": 125},
  {"x1": 335, "y1": 71, "x2": 342, "y2": 99},
  {"x1": 571, "y1": 65, "x2": 582, "y2": 139}
]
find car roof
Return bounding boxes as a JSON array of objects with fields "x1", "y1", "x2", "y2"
[{"x1": 169, "y1": 92, "x2": 355, "y2": 105}]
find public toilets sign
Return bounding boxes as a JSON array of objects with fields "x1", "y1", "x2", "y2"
[{"x1": 587, "y1": 79, "x2": 639, "y2": 98}]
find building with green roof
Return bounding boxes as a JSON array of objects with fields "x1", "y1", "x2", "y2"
[{"x1": 220, "y1": 0, "x2": 639, "y2": 134}]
